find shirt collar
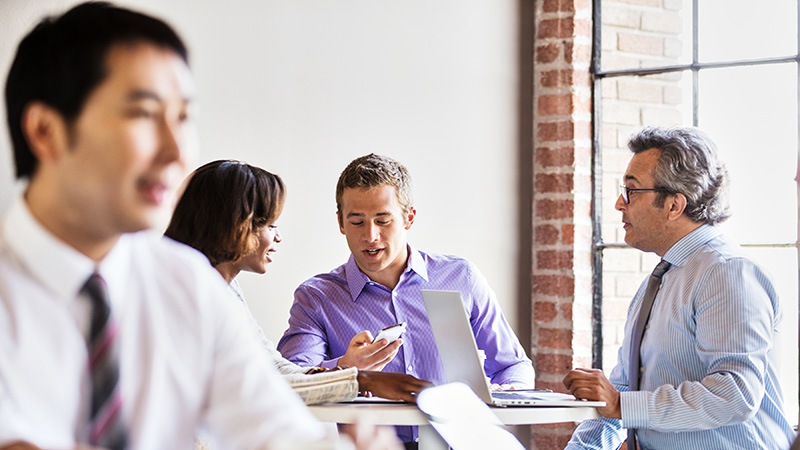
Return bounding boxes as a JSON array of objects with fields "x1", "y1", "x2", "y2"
[
  {"x1": 2, "y1": 195, "x2": 133, "y2": 303},
  {"x1": 662, "y1": 224, "x2": 722, "y2": 268},
  {"x1": 344, "y1": 244, "x2": 429, "y2": 301}
]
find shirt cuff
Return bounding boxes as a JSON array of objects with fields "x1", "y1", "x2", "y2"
[
  {"x1": 319, "y1": 359, "x2": 341, "y2": 370},
  {"x1": 620, "y1": 390, "x2": 649, "y2": 429}
]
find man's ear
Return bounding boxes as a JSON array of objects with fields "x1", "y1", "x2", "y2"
[
  {"x1": 667, "y1": 193, "x2": 688, "y2": 221},
  {"x1": 21, "y1": 102, "x2": 69, "y2": 164}
]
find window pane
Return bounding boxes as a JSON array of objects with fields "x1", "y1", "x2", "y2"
[
  {"x1": 600, "y1": 0, "x2": 692, "y2": 71},
  {"x1": 698, "y1": 0, "x2": 797, "y2": 62},
  {"x1": 600, "y1": 72, "x2": 692, "y2": 244},
  {"x1": 742, "y1": 246, "x2": 799, "y2": 426},
  {"x1": 601, "y1": 247, "x2": 660, "y2": 370},
  {"x1": 698, "y1": 64, "x2": 798, "y2": 244}
]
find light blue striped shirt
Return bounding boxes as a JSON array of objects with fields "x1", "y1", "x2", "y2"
[{"x1": 567, "y1": 225, "x2": 796, "y2": 449}]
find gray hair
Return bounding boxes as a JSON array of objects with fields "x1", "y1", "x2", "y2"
[{"x1": 628, "y1": 126, "x2": 731, "y2": 225}]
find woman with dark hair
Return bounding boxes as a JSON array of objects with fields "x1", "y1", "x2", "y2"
[{"x1": 165, "y1": 160, "x2": 429, "y2": 405}]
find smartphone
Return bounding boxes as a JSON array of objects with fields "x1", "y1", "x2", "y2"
[{"x1": 372, "y1": 322, "x2": 407, "y2": 344}]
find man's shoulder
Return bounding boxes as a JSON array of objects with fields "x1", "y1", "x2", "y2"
[
  {"x1": 416, "y1": 248, "x2": 472, "y2": 267},
  {"x1": 691, "y1": 232, "x2": 751, "y2": 265},
  {"x1": 298, "y1": 271, "x2": 347, "y2": 291},
  {"x1": 416, "y1": 249, "x2": 480, "y2": 281}
]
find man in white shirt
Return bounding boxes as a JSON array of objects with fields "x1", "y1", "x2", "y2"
[{"x1": 0, "y1": 2, "x2": 399, "y2": 449}]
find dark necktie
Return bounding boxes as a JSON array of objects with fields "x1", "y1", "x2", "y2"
[
  {"x1": 82, "y1": 273, "x2": 127, "y2": 449},
  {"x1": 627, "y1": 259, "x2": 670, "y2": 450}
]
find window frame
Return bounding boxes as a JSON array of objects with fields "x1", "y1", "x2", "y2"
[{"x1": 588, "y1": 1, "x2": 800, "y2": 410}]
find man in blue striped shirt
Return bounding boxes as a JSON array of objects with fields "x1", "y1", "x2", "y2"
[{"x1": 563, "y1": 127, "x2": 795, "y2": 449}]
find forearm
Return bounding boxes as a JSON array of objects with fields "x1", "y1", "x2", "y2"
[
  {"x1": 621, "y1": 371, "x2": 764, "y2": 431},
  {"x1": 488, "y1": 359, "x2": 536, "y2": 387}
]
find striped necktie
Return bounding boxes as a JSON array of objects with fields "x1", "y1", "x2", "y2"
[
  {"x1": 82, "y1": 273, "x2": 127, "y2": 449},
  {"x1": 627, "y1": 259, "x2": 671, "y2": 450}
]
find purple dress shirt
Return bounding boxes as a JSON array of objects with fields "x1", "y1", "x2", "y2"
[{"x1": 277, "y1": 245, "x2": 535, "y2": 443}]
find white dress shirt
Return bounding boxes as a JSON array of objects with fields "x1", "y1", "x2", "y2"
[
  {"x1": 229, "y1": 280, "x2": 360, "y2": 405},
  {"x1": 0, "y1": 196, "x2": 329, "y2": 449}
]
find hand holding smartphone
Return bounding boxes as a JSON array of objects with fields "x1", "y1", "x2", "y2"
[{"x1": 372, "y1": 322, "x2": 407, "y2": 344}]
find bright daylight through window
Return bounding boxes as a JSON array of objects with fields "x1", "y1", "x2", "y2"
[{"x1": 592, "y1": 0, "x2": 799, "y2": 425}]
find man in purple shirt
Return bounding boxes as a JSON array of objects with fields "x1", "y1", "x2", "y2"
[{"x1": 277, "y1": 153, "x2": 535, "y2": 448}]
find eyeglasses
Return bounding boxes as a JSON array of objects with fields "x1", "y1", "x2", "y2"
[{"x1": 618, "y1": 185, "x2": 672, "y2": 205}]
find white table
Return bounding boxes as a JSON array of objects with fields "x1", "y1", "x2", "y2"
[{"x1": 308, "y1": 401, "x2": 600, "y2": 450}]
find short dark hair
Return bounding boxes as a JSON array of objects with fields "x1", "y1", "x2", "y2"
[
  {"x1": 335, "y1": 153, "x2": 413, "y2": 227},
  {"x1": 5, "y1": 1, "x2": 189, "y2": 179},
  {"x1": 628, "y1": 126, "x2": 731, "y2": 225},
  {"x1": 165, "y1": 160, "x2": 286, "y2": 266}
]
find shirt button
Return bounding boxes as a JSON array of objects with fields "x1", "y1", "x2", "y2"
[{"x1": 407, "y1": 365, "x2": 413, "y2": 371}]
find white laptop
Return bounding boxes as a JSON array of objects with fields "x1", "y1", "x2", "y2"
[{"x1": 421, "y1": 289, "x2": 606, "y2": 408}]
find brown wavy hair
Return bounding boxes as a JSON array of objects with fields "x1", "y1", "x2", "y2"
[{"x1": 165, "y1": 160, "x2": 285, "y2": 266}]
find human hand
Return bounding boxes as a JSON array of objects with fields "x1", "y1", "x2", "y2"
[
  {"x1": 563, "y1": 368, "x2": 621, "y2": 418},
  {"x1": 340, "y1": 419, "x2": 402, "y2": 450},
  {"x1": 337, "y1": 331, "x2": 402, "y2": 370},
  {"x1": 490, "y1": 383, "x2": 517, "y2": 391},
  {"x1": 357, "y1": 371, "x2": 432, "y2": 403}
]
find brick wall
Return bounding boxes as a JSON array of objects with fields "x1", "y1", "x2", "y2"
[
  {"x1": 530, "y1": 0, "x2": 685, "y2": 447},
  {"x1": 531, "y1": 0, "x2": 593, "y2": 447}
]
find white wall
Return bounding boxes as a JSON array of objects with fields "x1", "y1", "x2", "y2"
[{"x1": 0, "y1": 0, "x2": 521, "y2": 343}]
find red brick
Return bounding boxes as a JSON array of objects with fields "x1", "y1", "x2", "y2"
[
  {"x1": 537, "y1": 250, "x2": 573, "y2": 271},
  {"x1": 533, "y1": 274, "x2": 575, "y2": 296},
  {"x1": 536, "y1": 147, "x2": 575, "y2": 167},
  {"x1": 561, "y1": 223, "x2": 574, "y2": 245},
  {"x1": 536, "y1": 199, "x2": 574, "y2": 220},
  {"x1": 531, "y1": 423, "x2": 578, "y2": 449},
  {"x1": 542, "y1": 0, "x2": 576, "y2": 13},
  {"x1": 535, "y1": 173, "x2": 573, "y2": 194},
  {"x1": 537, "y1": 18, "x2": 575, "y2": 39},
  {"x1": 536, "y1": 43, "x2": 561, "y2": 63},
  {"x1": 535, "y1": 353, "x2": 573, "y2": 374},
  {"x1": 564, "y1": 42, "x2": 592, "y2": 64},
  {"x1": 541, "y1": 69, "x2": 590, "y2": 90},
  {"x1": 539, "y1": 327, "x2": 573, "y2": 349},
  {"x1": 560, "y1": 302, "x2": 573, "y2": 321},
  {"x1": 538, "y1": 121, "x2": 575, "y2": 142},
  {"x1": 535, "y1": 224, "x2": 560, "y2": 245},
  {"x1": 538, "y1": 93, "x2": 575, "y2": 115},
  {"x1": 540, "y1": 69, "x2": 568, "y2": 88},
  {"x1": 533, "y1": 300, "x2": 558, "y2": 323}
]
